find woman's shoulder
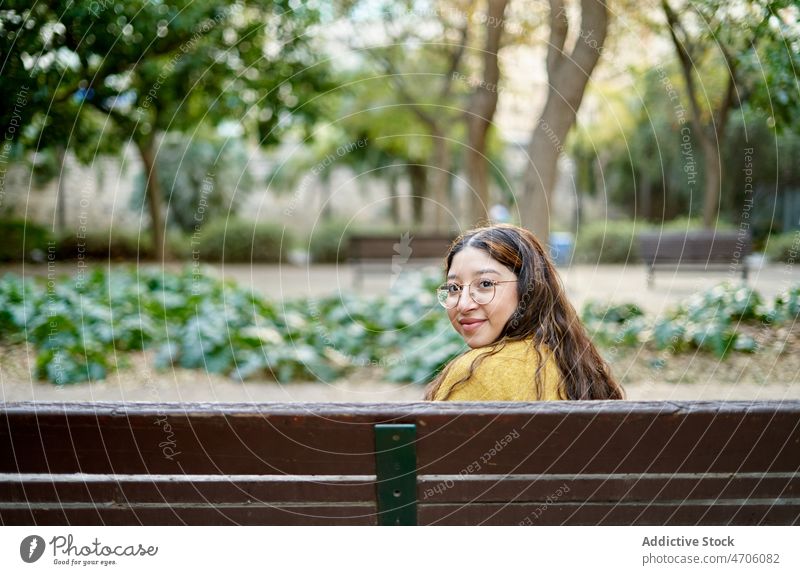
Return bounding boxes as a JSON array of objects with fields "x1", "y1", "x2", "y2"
[
  {"x1": 435, "y1": 338, "x2": 563, "y2": 401},
  {"x1": 456, "y1": 338, "x2": 547, "y2": 364}
]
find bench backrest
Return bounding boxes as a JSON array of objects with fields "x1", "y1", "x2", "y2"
[
  {"x1": 1, "y1": 401, "x2": 798, "y2": 525},
  {"x1": 349, "y1": 235, "x2": 455, "y2": 261},
  {"x1": 638, "y1": 231, "x2": 752, "y2": 265}
]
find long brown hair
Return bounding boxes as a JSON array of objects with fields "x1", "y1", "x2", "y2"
[{"x1": 424, "y1": 224, "x2": 624, "y2": 400}]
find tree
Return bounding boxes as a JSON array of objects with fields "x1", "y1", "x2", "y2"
[
  {"x1": 332, "y1": 0, "x2": 529, "y2": 231},
  {"x1": 357, "y1": 3, "x2": 473, "y2": 232},
  {"x1": 465, "y1": 0, "x2": 510, "y2": 225},
  {"x1": 520, "y1": 0, "x2": 610, "y2": 241},
  {"x1": 660, "y1": 0, "x2": 799, "y2": 228},
  {"x1": 1, "y1": 1, "x2": 331, "y2": 260}
]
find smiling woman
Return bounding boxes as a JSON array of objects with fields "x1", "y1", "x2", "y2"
[{"x1": 425, "y1": 224, "x2": 624, "y2": 402}]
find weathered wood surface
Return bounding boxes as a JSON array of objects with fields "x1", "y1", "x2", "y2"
[{"x1": 1, "y1": 401, "x2": 798, "y2": 525}]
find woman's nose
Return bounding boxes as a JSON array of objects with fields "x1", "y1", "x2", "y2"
[{"x1": 456, "y1": 288, "x2": 478, "y2": 312}]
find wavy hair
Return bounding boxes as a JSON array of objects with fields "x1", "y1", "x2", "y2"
[{"x1": 424, "y1": 224, "x2": 624, "y2": 401}]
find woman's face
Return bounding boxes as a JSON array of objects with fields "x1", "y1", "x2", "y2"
[{"x1": 445, "y1": 246, "x2": 520, "y2": 348}]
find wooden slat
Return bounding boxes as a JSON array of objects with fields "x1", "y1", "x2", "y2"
[
  {"x1": 0, "y1": 404, "x2": 383, "y2": 475},
  {"x1": 349, "y1": 235, "x2": 454, "y2": 260},
  {"x1": 0, "y1": 503, "x2": 377, "y2": 526},
  {"x1": 2, "y1": 401, "x2": 798, "y2": 525},
  {"x1": 0, "y1": 474, "x2": 376, "y2": 504},
  {"x1": 2, "y1": 402, "x2": 798, "y2": 476},
  {"x1": 418, "y1": 473, "x2": 800, "y2": 503},
  {"x1": 414, "y1": 404, "x2": 800, "y2": 475},
  {"x1": 419, "y1": 501, "x2": 800, "y2": 526},
  {"x1": 639, "y1": 231, "x2": 751, "y2": 265}
]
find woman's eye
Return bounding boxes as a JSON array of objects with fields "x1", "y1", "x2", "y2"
[
  {"x1": 478, "y1": 280, "x2": 494, "y2": 289},
  {"x1": 447, "y1": 284, "x2": 461, "y2": 293}
]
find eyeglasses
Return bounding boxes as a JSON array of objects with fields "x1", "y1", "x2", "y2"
[{"x1": 436, "y1": 279, "x2": 518, "y2": 309}]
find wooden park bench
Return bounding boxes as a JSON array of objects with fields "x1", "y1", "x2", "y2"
[
  {"x1": 1, "y1": 400, "x2": 798, "y2": 525},
  {"x1": 638, "y1": 231, "x2": 752, "y2": 288},
  {"x1": 349, "y1": 234, "x2": 455, "y2": 287}
]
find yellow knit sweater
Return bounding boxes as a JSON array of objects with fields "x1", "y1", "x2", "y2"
[{"x1": 431, "y1": 339, "x2": 565, "y2": 401}]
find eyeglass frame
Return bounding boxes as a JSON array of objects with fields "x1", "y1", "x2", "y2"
[{"x1": 436, "y1": 278, "x2": 518, "y2": 309}]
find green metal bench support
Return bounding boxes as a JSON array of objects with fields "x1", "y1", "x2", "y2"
[{"x1": 374, "y1": 423, "x2": 417, "y2": 526}]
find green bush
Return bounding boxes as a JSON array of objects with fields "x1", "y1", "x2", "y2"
[
  {"x1": 305, "y1": 219, "x2": 350, "y2": 263},
  {"x1": 574, "y1": 219, "x2": 644, "y2": 264},
  {"x1": 304, "y1": 221, "x2": 427, "y2": 264},
  {"x1": 165, "y1": 229, "x2": 192, "y2": 260},
  {"x1": 657, "y1": 216, "x2": 734, "y2": 231},
  {"x1": 581, "y1": 301, "x2": 647, "y2": 347},
  {"x1": 771, "y1": 285, "x2": 800, "y2": 323},
  {"x1": 56, "y1": 228, "x2": 153, "y2": 260},
  {"x1": 764, "y1": 232, "x2": 800, "y2": 263},
  {"x1": 0, "y1": 220, "x2": 53, "y2": 262},
  {"x1": 195, "y1": 219, "x2": 291, "y2": 262},
  {"x1": 0, "y1": 265, "x2": 455, "y2": 385},
  {"x1": 4, "y1": 262, "x2": 799, "y2": 385}
]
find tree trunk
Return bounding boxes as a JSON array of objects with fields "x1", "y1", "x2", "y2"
[
  {"x1": 466, "y1": 0, "x2": 509, "y2": 226},
  {"x1": 428, "y1": 130, "x2": 451, "y2": 233},
  {"x1": 320, "y1": 171, "x2": 333, "y2": 222},
  {"x1": 135, "y1": 138, "x2": 168, "y2": 262},
  {"x1": 388, "y1": 169, "x2": 401, "y2": 225},
  {"x1": 520, "y1": 0, "x2": 609, "y2": 242},
  {"x1": 639, "y1": 168, "x2": 651, "y2": 220},
  {"x1": 466, "y1": 145, "x2": 490, "y2": 226},
  {"x1": 701, "y1": 136, "x2": 721, "y2": 228},
  {"x1": 407, "y1": 163, "x2": 427, "y2": 227},
  {"x1": 661, "y1": 0, "x2": 737, "y2": 230},
  {"x1": 55, "y1": 145, "x2": 67, "y2": 233}
]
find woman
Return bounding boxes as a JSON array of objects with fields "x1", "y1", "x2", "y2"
[{"x1": 425, "y1": 224, "x2": 624, "y2": 401}]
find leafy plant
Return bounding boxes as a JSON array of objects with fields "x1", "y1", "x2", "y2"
[
  {"x1": 194, "y1": 219, "x2": 292, "y2": 262},
  {"x1": 3, "y1": 266, "x2": 798, "y2": 385},
  {"x1": 0, "y1": 220, "x2": 53, "y2": 262},
  {"x1": 573, "y1": 219, "x2": 646, "y2": 264},
  {"x1": 764, "y1": 232, "x2": 800, "y2": 263}
]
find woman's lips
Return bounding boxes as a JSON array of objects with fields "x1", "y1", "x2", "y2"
[{"x1": 459, "y1": 319, "x2": 486, "y2": 334}]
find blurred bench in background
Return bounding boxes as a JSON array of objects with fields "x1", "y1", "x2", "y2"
[
  {"x1": 639, "y1": 231, "x2": 752, "y2": 287},
  {"x1": 349, "y1": 234, "x2": 454, "y2": 287},
  {"x1": 2, "y1": 400, "x2": 798, "y2": 526}
]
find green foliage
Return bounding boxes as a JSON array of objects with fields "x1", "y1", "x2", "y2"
[
  {"x1": 129, "y1": 134, "x2": 255, "y2": 233},
  {"x1": 0, "y1": 220, "x2": 53, "y2": 262},
  {"x1": 1, "y1": 1, "x2": 333, "y2": 149},
  {"x1": 305, "y1": 221, "x2": 432, "y2": 264},
  {"x1": 658, "y1": 216, "x2": 734, "y2": 231},
  {"x1": 1, "y1": 1, "x2": 335, "y2": 256},
  {"x1": 4, "y1": 264, "x2": 800, "y2": 386},
  {"x1": 770, "y1": 285, "x2": 800, "y2": 324},
  {"x1": 0, "y1": 266, "x2": 465, "y2": 385},
  {"x1": 582, "y1": 301, "x2": 647, "y2": 346},
  {"x1": 764, "y1": 232, "x2": 800, "y2": 263},
  {"x1": 193, "y1": 219, "x2": 291, "y2": 263},
  {"x1": 306, "y1": 219, "x2": 352, "y2": 263},
  {"x1": 55, "y1": 228, "x2": 153, "y2": 260},
  {"x1": 574, "y1": 219, "x2": 645, "y2": 264},
  {"x1": 651, "y1": 282, "x2": 767, "y2": 358},
  {"x1": 585, "y1": 282, "x2": 783, "y2": 359}
]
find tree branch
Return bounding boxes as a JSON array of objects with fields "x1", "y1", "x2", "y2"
[
  {"x1": 662, "y1": 0, "x2": 706, "y2": 135},
  {"x1": 370, "y1": 51, "x2": 438, "y2": 129},
  {"x1": 439, "y1": 21, "x2": 470, "y2": 99}
]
